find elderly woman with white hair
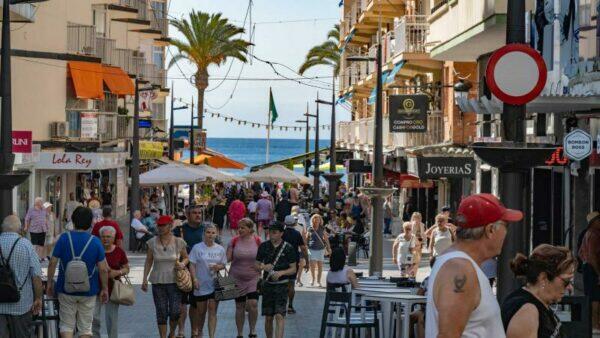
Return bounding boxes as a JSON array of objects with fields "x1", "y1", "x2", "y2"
[
  {"x1": 92, "y1": 225, "x2": 129, "y2": 338},
  {"x1": 24, "y1": 197, "x2": 49, "y2": 261}
]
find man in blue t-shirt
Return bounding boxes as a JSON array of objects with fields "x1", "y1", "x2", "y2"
[{"x1": 46, "y1": 206, "x2": 108, "y2": 338}]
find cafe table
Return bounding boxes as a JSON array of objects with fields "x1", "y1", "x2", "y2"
[
  {"x1": 352, "y1": 288, "x2": 414, "y2": 338},
  {"x1": 361, "y1": 293, "x2": 427, "y2": 338}
]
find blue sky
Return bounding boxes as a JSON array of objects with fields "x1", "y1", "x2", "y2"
[{"x1": 167, "y1": 0, "x2": 348, "y2": 139}]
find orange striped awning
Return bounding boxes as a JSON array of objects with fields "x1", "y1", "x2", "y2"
[
  {"x1": 102, "y1": 66, "x2": 135, "y2": 97},
  {"x1": 68, "y1": 61, "x2": 104, "y2": 100}
]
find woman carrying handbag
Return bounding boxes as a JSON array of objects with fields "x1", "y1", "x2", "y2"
[{"x1": 93, "y1": 226, "x2": 130, "y2": 338}]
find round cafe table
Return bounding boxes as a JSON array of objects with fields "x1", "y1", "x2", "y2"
[
  {"x1": 361, "y1": 293, "x2": 427, "y2": 338},
  {"x1": 352, "y1": 288, "x2": 414, "y2": 338}
]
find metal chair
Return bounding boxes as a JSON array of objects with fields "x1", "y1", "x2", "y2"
[{"x1": 320, "y1": 291, "x2": 380, "y2": 338}]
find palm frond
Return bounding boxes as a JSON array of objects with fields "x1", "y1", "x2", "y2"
[{"x1": 299, "y1": 24, "x2": 341, "y2": 75}]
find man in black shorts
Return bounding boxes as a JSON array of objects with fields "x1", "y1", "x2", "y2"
[
  {"x1": 255, "y1": 221, "x2": 297, "y2": 338},
  {"x1": 281, "y1": 215, "x2": 307, "y2": 314}
]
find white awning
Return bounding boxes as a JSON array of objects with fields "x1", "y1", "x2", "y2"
[{"x1": 457, "y1": 95, "x2": 600, "y2": 114}]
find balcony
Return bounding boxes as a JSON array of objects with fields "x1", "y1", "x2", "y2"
[
  {"x1": 427, "y1": 0, "x2": 535, "y2": 61},
  {"x1": 393, "y1": 15, "x2": 428, "y2": 56},
  {"x1": 337, "y1": 112, "x2": 445, "y2": 150},
  {"x1": 340, "y1": 0, "x2": 403, "y2": 47},
  {"x1": 66, "y1": 111, "x2": 129, "y2": 142},
  {"x1": 0, "y1": 2, "x2": 44, "y2": 23},
  {"x1": 67, "y1": 23, "x2": 96, "y2": 56},
  {"x1": 112, "y1": 48, "x2": 134, "y2": 75},
  {"x1": 96, "y1": 36, "x2": 116, "y2": 64},
  {"x1": 111, "y1": 0, "x2": 150, "y2": 26}
]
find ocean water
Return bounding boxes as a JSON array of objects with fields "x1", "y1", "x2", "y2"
[{"x1": 206, "y1": 138, "x2": 330, "y2": 172}]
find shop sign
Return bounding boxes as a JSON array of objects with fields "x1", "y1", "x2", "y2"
[
  {"x1": 563, "y1": 129, "x2": 592, "y2": 161},
  {"x1": 36, "y1": 152, "x2": 127, "y2": 170},
  {"x1": 80, "y1": 113, "x2": 98, "y2": 139},
  {"x1": 416, "y1": 157, "x2": 476, "y2": 179},
  {"x1": 347, "y1": 159, "x2": 372, "y2": 173},
  {"x1": 12, "y1": 131, "x2": 32, "y2": 153},
  {"x1": 140, "y1": 141, "x2": 164, "y2": 160},
  {"x1": 545, "y1": 147, "x2": 568, "y2": 166},
  {"x1": 389, "y1": 95, "x2": 428, "y2": 133}
]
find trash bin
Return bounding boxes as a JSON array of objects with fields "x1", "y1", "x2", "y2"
[
  {"x1": 347, "y1": 241, "x2": 358, "y2": 266},
  {"x1": 555, "y1": 295, "x2": 591, "y2": 338}
]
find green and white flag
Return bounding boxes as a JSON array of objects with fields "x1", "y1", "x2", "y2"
[{"x1": 269, "y1": 87, "x2": 278, "y2": 124}]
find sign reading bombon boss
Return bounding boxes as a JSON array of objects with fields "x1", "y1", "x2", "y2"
[{"x1": 389, "y1": 95, "x2": 428, "y2": 133}]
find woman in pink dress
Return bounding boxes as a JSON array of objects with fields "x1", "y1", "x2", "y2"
[
  {"x1": 227, "y1": 198, "x2": 246, "y2": 236},
  {"x1": 227, "y1": 218, "x2": 261, "y2": 338}
]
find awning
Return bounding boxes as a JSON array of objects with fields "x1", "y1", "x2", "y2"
[
  {"x1": 68, "y1": 61, "x2": 104, "y2": 100},
  {"x1": 457, "y1": 94, "x2": 600, "y2": 114},
  {"x1": 368, "y1": 71, "x2": 390, "y2": 105},
  {"x1": 340, "y1": 28, "x2": 356, "y2": 53},
  {"x1": 102, "y1": 66, "x2": 135, "y2": 97},
  {"x1": 385, "y1": 60, "x2": 406, "y2": 85},
  {"x1": 178, "y1": 149, "x2": 246, "y2": 169}
]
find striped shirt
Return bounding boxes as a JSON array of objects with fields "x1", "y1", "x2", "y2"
[
  {"x1": 0, "y1": 233, "x2": 42, "y2": 315},
  {"x1": 25, "y1": 207, "x2": 48, "y2": 233}
]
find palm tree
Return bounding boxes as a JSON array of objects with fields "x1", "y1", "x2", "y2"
[
  {"x1": 298, "y1": 24, "x2": 340, "y2": 76},
  {"x1": 299, "y1": 24, "x2": 341, "y2": 211},
  {"x1": 169, "y1": 11, "x2": 252, "y2": 134}
]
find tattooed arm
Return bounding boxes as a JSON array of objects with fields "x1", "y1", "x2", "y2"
[{"x1": 432, "y1": 258, "x2": 480, "y2": 338}]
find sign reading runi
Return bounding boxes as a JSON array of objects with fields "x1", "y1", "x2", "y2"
[{"x1": 389, "y1": 95, "x2": 428, "y2": 133}]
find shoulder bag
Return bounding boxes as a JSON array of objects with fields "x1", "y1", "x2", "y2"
[
  {"x1": 214, "y1": 268, "x2": 239, "y2": 301},
  {"x1": 110, "y1": 275, "x2": 135, "y2": 306},
  {"x1": 313, "y1": 228, "x2": 332, "y2": 257},
  {"x1": 256, "y1": 242, "x2": 289, "y2": 295},
  {"x1": 174, "y1": 234, "x2": 193, "y2": 293}
]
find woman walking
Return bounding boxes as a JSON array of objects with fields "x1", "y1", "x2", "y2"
[
  {"x1": 429, "y1": 214, "x2": 455, "y2": 257},
  {"x1": 188, "y1": 224, "x2": 227, "y2": 338},
  {"x1": 410, "y1": 212, "x2": 426, "y2": 274},
  {"x1": 142, "y1": 215, "x2": 189, "y2": 338},
  {"x1": 256, "y1": 192, "x2": 274, "y2": 239},
  {"x1": 502, "y1": 244, "x2": 575, "y2": 338},
  {"x1": 228, "y1": 198, "x2": 246, "y2": 237},
  {"x1": 306, "y1": 214, "x2": 329, "y2": 287},
  {"x1": 93, "y1": 226, "x2": 130, "y2": 338},
  {"x1": 227, "y1": 218, "x2": 262, "y2": 338}
]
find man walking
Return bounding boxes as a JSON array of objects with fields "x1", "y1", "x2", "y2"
[
  {"x1": 24, "y1": 197, "x2": 48, "y2": 261},
  {"x1": 256, "y1": 221, "x2": 297, "y2": 338},
  {"x1": 91, "y1": 207, "x2": 124, "y2": 248},
  {"x1": 46, "y1": 207, "x2": 109, "y2": 338},
  {"x1": 173, "y1": 204, "x2": 205, "y2": 338},
  {"x1": 0, "y1": 215, "x2": 43, "y2": 338},
  {"x1": 282, "y1": 215, "x2": 308, "y2": 314},
  {"x1": 425, "y1": 193, "x2": 523, "y2": 337}
]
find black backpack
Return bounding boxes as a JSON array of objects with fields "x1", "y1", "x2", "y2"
[{"x1": 0, "y1": 238, "x2": 26, "y2": 303}]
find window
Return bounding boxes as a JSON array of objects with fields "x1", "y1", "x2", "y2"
[
  {"x1": 151, "y1": 1, "x2": 166, "y2": 18},
  {"x1": 93, "y1": 9, "x2": 105, "y2": 35},
  {"x1": 153, "y1": 46, "x2": 164, "y2": 67}
]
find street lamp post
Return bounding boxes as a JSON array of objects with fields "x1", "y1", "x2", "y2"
[
  {"x1": 305, "y1": 96, "x2": 320, "y2": 203},
  {"x1": 316, "y1": 96, "x2": 343, "y2": 212},
  {"x1": 168, "y1": 83, "x2": 188, "y2": 214},
  {"x1": 296, "y1": 113, "x2": 310, "y2": 178},
  {"x1": 189, "y1": 97, "x2": 195, "y2": 205}
]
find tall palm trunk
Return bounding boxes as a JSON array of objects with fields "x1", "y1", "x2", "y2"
[{"x1": 195, "y1": 69, "x2": 209, "y2": 148}]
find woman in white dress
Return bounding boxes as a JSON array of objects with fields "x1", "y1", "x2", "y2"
[{"x1": 392, "y1": 222, "x2": 417, "y2": 277}]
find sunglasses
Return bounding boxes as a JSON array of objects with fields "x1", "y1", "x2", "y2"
[{"x1": 559, "y1": 276, "x2": 574, "y2": 288}]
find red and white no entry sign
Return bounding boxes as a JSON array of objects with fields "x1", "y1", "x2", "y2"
[{"x1": 486, "y1": 43, "x2": 547, "y2": 105}]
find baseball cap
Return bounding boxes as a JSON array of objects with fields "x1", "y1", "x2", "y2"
[
  {"x1": 43, "y1": 202, "x2": 53, "y2": 209},
  {"x1": 284, "y1": 215, "x2": 297, "y2": 226},
  {"x1": 456, "y1": 194, "x2": 523, "y2": 229},
  {"x1": 156, "y1": 215, "x2": 173, "y2": 226}
]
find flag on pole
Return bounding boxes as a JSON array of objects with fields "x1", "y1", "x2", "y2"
[{"x1": 269, "y1": 87, "x2": 278, "y2": 124}]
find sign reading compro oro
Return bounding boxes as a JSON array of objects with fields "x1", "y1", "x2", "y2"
[
  {"x1": 140, "y1": 141, "x2": 165, "y2": 160},
  {"x1": 563, "y1": 129, "x2": 592, "y2": 161},
  {"x1": 389, "y1": 95, "x2": 428, "y2": 133}
]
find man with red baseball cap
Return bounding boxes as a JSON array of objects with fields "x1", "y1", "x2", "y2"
[{"x1": 425, "y1": 193, "x2": 523, "y2": 338}]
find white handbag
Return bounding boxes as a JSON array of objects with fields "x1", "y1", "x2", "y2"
[{"x1": 110, "y1": 275, "x2": 135, "y2": 306}]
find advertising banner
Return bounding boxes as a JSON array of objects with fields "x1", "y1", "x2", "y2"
[{"x1": 389, "y1": 95, "x2": 428, "y2": 133}]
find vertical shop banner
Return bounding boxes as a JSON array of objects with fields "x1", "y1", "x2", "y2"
[
  {"x1": 389, "y1": 95, "x2": 428, "y2": 133},
  {"x1": 80, "y1": 113, "x2": 98, "y2": 139},
  {"x1": 117, "y1": 168, "x2": 126, "y2": 207},
  {"x1": 12, "y1": 131, "x2": 32, "y2": 153}
]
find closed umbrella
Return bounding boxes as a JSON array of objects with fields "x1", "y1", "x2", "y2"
[{"x1": 244, "y1": 164, "x2": 312, "y2": 184}]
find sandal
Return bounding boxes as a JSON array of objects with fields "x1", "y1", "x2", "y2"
[{"x1": 287, "y1": 307, "x2": 296, "y2": 314}]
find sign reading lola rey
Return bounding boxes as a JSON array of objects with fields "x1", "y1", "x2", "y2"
[
  {"x1": 389, "y1": 95, "x2": 428, "y2": 133},
  {"x1": 416, "y1": 157, "x2": 476, "y2": 179}
]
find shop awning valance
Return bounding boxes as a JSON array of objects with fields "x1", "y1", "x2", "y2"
[
  {"x1": 68, "y1": 61, "x2": 104, "y2": 100},
  {"x1": 102, "y1": 66, "x2": 135, "y2": 97},
  {"x1": 385, "y1": 60, "x2": 406, "y2": 85}
]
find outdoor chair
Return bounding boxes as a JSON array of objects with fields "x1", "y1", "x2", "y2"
[{"x1": 320, "y1": 291, "x2": 380, "y2": 338}]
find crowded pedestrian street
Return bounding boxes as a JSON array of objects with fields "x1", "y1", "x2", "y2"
[{"x1": 1, "y1": 0, "x2": 600, "y2": 338}]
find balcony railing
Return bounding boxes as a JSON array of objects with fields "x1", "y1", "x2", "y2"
[
  {"x1": 394, "y1": 15, "x2": 429, "y2": 55},
  {"x1": 66, "y1": 111, "x2": 128, "y2": 142},
  {"x1": 337, "y1": 112, "x2": 445, "y2": 149},
  {"x1": 67, "y1": 23, "x2": 96, "y2": 55},
  {"x1": 119, "y1": 0, "x2": 148, "y2": 20},
  {"x1": 96, "y1": 36, "x2": 116, "y2": 64},
  {"x1": 150, "y1": 15, "x2": 168, "y2": 35},
  {"x1": 112, "y1": 48, "x2": 134, "y2": 75},
  {"x1": 131, "y1": 55, "x2": 145, "y2": 78}
]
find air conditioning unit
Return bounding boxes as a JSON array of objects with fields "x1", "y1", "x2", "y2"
[
  {"x1": 50, "y1": 122, "x2": 68, "y2": 138},
  {"x1": 132, "y1": 50, "x2": 145, "y2": 58}
]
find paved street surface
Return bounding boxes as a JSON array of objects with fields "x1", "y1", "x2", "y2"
[{"x1": 89, "y1": 229, "x2": 427, "y2": 338}]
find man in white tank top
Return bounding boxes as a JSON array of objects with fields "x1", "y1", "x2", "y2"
[{"x1": 425, "y1": 194, "x2": 523, "y2": 338}]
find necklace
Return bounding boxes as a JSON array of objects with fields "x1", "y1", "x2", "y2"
[{"x1": 159, "y1": 236, "x2": 170, "y2": 251}]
